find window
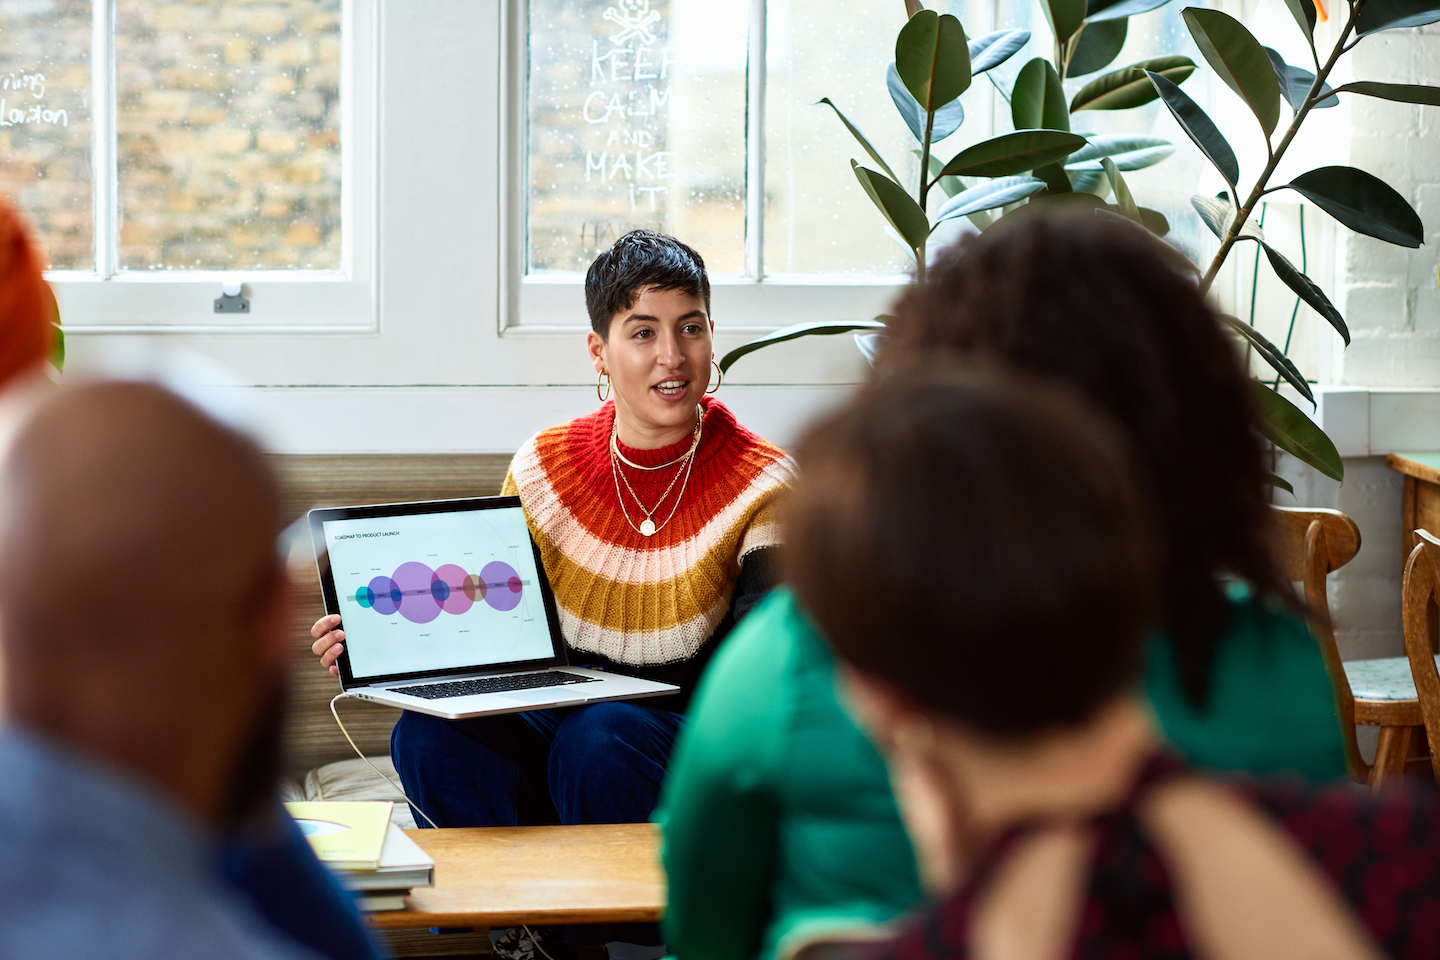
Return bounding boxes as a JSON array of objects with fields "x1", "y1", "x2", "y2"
[
  {"x1": 21, "y1": 0, "x2": 373, "y2": 330},
  {"x1": 515, "y1": 0, "x2": 1220, "y2": 329},
  {"x1": 515, "y1": 0, "x2": 917, "y2": 329}
]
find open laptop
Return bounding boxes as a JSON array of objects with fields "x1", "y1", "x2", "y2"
[{"x1": 309, "y1": 496, "x2": 679, "y2": 720}]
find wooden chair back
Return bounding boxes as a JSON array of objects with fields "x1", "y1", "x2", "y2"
[
  {"x1": 1271, "y1": 507, "x2": 1366, "y2": 781},
  {"x1": 1402, "y1": 530, "x2": 1440, "y2": 785}
]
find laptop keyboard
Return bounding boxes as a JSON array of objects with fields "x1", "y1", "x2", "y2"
[{"x1": 392, "y1": 671, "x2": 600, "y2": 700}]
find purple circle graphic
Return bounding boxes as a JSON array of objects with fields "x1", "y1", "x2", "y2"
[
  {"x1": 368, "y1": 576, "x2": 400, "y2": 616},
  {"x1": 433, "y1": 564, "x2": 474, "y2": 615},
  {"x1": 482, "y1": 561, "x2": 523, "y2": 612},
  {"x1": 393, "y1": 561, "x2": 442, "y2": 623}
]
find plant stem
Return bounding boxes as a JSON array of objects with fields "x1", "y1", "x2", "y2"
[
  {"x1": 1198, "y1": 11, "x2": 1357, "y2": 295},
  {"x1": 917, "y1": 107, "x2": 938, "y2": 283}
]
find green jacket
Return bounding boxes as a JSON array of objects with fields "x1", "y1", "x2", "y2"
[{"x1": 658, "y1": 586, "x2": 1345, "y2": 960}]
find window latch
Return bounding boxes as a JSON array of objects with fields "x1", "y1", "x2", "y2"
[{"x1": 214, "y1": 282, "x2": 250, "y2": 314}]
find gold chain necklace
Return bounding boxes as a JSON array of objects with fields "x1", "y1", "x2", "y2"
[
  {"x1": 610, "y1": 404, "x2": 702, "y2": 470},
  {"x1": 609, "y1": 408, "x2": 704, "y2": 537}
]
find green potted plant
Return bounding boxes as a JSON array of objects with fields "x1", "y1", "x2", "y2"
[{"x1": 723, "y1": 0, "x2": 1440, "y2": 484}]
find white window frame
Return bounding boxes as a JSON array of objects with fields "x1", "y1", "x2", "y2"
[
  {"x1": 500, "y1": 0, "x2": 907, "y2": 335},
  {"x1": 48, "y1": 0, "x2": 376, "y2": 333}
]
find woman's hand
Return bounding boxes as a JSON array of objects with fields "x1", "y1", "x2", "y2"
[{"x1": 310, "y1": 614, "x2": 345, "y2": 677}]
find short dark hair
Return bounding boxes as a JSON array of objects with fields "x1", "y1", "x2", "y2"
[
  {"x1": 785, "y1": 367, "x2": 1159, "y2": 738},
  {"x1": 584, "y1": 230, "x2": 711, "y2": 338},
  {"x1": 881, "y1": 212, "x2": 1289, "y2": 708}
]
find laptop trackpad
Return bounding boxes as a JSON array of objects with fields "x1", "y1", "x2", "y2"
[{"x1": 500, "y1": 688, "x2": 582, "y2": 707}]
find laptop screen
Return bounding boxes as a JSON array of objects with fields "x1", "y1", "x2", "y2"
[{"x1": 314, "y1": 501, "x2": 560, "y2": 683}]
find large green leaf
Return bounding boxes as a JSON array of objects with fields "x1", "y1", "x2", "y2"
[
  {"x1": 1265, "y1": 471, "x2": 1296, "y2": 495},
  {"x1": 1192, "y1": 193, "x2": 1234, "y2": 238},
  {"x1": 1252, "y1": 382, "x2": 1344, "y2": 481},
  {"x1": 1258, "y1": 240, "x2": 1350, "y2": 344},
  {"x1": 1286, "y1": 165, "x2": 1424, "y2": 247},
  {"x1": 896, "y1": 10, "x2": 971, "y2": 112},
  {"x1": 1070, "y1": 56, "x2": 1195, "y2": 111},
  {"x1": 1190, "y1": 192, "x2": 1263, "y2": 240},
  {"x1": 1332, "y1": 81, "x2": 1440, "y2": 106},
  {"x1": 1183, "y1": 8, "x2": 1281, "y2": 137},
  {"x1": 1085, "y1": 0, "x2": 1175, "y2": 22},
  {"x1": 1281, "y1": 0, "x2": 1316, "y2": 41},
  {"x1": 819, "y1": 98, "x2": 901, "y2": 182},
  {"x1": 887, "y1": 63, "x2": 966, "y2": 143},
  {"x1": 719, "y1": 320, "x2": 889, "y2": 374},
  {"x1": 921, "y1": 151, "x2": 965, "y2": 197},
  {"x1": 1042, "y1": 0, "x2": 1087, "y2": 44},
  {"x1": 939, "y1": 130, "x2": 1089, "y2": 177},
  {"x1": 1067, "y1": 19, "x2": 1128, "y2": 77},
  {"x1": 1066, "y1": 134, "x2": 1175, "y2": 170},
  {"x1": 1011, "y1": 58, "x2": 1070, "y2": 131},
  {"x1": 1219, "y1": 313, "x2": 1314, "y2": 404},
  {"x1": 852, "y1": 161, "x2": 931, "y2": 251},
  {"x1": 1356, "y1": 0, "x2": 1440, "y2": 35},
  {"x1": 969, "y1": 29, "x2": 1031, "y2": 74},
  {"x1": 1071, "y1": 168, "x2": 1110, "y2": 194},
  {"x1": 1148, "y1": 70, "x2": 1239, "y2": 187},
  {"x1": 933, "y1": 176, "x2": 1048, "y2": 223},
  {"x1": 1262, "y1": 48, "x2": 1336, "y2": 111},
  {"x1": 1101, "y1": 158, "x2": 1140, "y2": 220},
  {"x1": 1137, "y1": 207, "x2": 1170, "y2": 236},
  {"x1": 1034, "y1": 162, "x2": 1074, "y2": 194}
]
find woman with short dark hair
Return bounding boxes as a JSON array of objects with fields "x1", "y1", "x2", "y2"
[
  {"x1": 313, "y1": 230, "x2": 793, "y2": 960},
  {"x1": 787, "y1": 368, "x2": 1433, "y2": 960}
]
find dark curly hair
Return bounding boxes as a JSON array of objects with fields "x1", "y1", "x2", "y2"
[
  {"x1": 786, "y1": 367, "x2": 1160, "y2": 736},
  {"x1": 584, "y1": 229, "x2": 710, "y2": 339},
  {"x1": 881, "y1": 211, "x2": 1292, "y2": 708}
]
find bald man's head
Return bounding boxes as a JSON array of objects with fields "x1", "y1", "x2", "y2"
[{"x1": 0, "y1": 381, "x2": 282, "y2": 678}]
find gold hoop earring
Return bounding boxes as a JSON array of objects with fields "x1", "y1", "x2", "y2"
[
  {"x1": 707, "y1": 358, "x2": 722, "y2": 395},
  {"x1": 597, "y1": 370, "x2": 611, "y2": 402}
]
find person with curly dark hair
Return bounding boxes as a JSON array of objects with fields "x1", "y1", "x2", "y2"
[
  {"x1": 786, "y1": 368, "x2": 1425, "y2": 960},
  {"x1": 660, "y1": 212, "x2": 1344, "y2": 960}
]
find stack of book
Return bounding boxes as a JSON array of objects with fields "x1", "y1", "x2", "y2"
[{"x1": 286, "y1": 800, "x2": 435, "y2": 911}]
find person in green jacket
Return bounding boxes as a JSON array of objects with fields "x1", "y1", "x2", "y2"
[{"x1": 658, "y1": 212, "x2": 1347, "y2": 960}]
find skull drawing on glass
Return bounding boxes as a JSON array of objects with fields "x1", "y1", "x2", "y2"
[{"x1": 603, "y1": 0, "x2": 661, "y2": 46}]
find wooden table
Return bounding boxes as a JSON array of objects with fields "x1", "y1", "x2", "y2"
[
  {"x1": 367, "y1": 822, "x2": 665, "y2": 931},
  {"x1": 1373, "y1": 452, "x2": 1440, "y2": 783},
  {"x1": 1390, "y1": 452, "x2": 1440, "y2": 566}
]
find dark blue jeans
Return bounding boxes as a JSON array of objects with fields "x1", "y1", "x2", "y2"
[{"x1": 391, "y1": 701, "x2": 684, "y2": 945}]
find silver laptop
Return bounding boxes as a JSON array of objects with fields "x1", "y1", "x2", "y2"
[{"x1": 309, "y1": 496, "x2": 679, "y2": 720}]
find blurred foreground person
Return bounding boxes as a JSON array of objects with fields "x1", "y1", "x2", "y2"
[
  {"x1": 0, "y1": 382, "x2": 377, "y2": 960},
  {"x1": 788, "y1": 370, "x2": 1436, "y2": 960},
  {"x1": 0, "y1": 199, "x2": 55, "y2": 385},
  {"x1": 661, "y1": 213, "x2": 1342, "y2": 960}
]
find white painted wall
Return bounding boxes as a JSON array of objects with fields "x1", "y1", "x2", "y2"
[{"x1": 1279, "y1": 22, "x2": 1440, "y2": 665}]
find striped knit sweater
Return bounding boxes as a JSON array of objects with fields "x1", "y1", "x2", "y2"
[{"x1": 502, "y1": 397, "x2": 794, "y2": 694}]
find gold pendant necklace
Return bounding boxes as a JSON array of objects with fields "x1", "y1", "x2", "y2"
[{"x1": 609, "y1": 409, "x2": 705, "y2": 537}]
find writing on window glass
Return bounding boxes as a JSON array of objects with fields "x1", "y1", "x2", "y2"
[
  {"x1": 0, "y1": 71, "x2": 66, "y2": 127},
  {"x1": 582, "y1": 0, "x2": 676, "y2": 214}
]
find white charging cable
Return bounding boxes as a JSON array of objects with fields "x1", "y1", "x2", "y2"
[
  {"x1": 330, "y1": 694, "x2": 564, "y2": 959},
  {"x1": 328, "y1": 692, "x2": 439, "y2": 829}
]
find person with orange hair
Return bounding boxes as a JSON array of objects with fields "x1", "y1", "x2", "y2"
[{"x1": 0, "y1": 200, "x2": 56, "y2": 385}]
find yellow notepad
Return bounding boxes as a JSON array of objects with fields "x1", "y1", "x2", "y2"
[{"x1": 285, "y1": 800, "x2": 394, "y2": 870}]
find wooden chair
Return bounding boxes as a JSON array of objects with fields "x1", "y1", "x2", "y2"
[
  {"x1": 1271, "y1": 507, "x2": 1374, "y2": 783},
  {"x1": 1402, "y1": 530, "x2": 1440, "y2": 786}
]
